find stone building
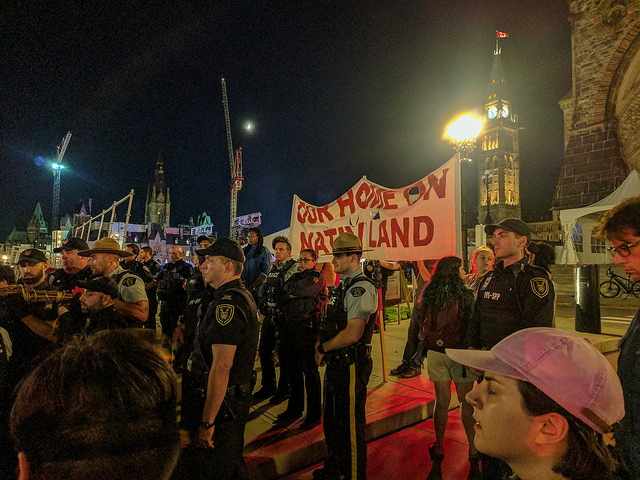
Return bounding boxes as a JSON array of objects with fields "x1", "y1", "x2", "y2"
[
  {"x1": 477, "y1": 39, "x2": 521, "y2": 225},
  {"x1": 553, "y1": 0, "x2": 640, "y2": 214},
  {"x1": 144, "y1": 153, "x2": 171, "y2": 226}
]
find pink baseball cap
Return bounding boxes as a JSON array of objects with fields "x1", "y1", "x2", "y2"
[{"x1": 446, "y1": 327, "x2": 624, "y2": 434}]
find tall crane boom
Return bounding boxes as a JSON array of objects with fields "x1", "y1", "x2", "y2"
[
  {"x1": 221, "y1": 78, "x2": 243, "y2": 237},
  {"x1": 52, "y1": 131, "x2": 72, "y2": 231}
]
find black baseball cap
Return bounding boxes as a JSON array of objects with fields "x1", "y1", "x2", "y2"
[
  {"x1": 197, "y1": 235, "x2": 215, "y2": 244},
  {"x1": 196, "y1": 238, "x2": 244, "y2": 263},
  {"x1": 485, "y1": 218, "x2": 531, "y2": 242},
  {"x1": 78, "y1": 276, "x2": 120, "y2": 299},
  {"x1": 18, "y1": 249, "x2": 48, "y2": 264},
  {"x1": 53, "y1": 237, "x2": 90, "y2": 253}
]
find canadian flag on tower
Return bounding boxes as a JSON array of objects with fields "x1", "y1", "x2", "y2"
[{"x1": 496, "y1": 31, "x2": 509, "y2": 38}]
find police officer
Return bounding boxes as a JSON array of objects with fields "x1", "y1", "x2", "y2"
[
  {"x1": 464, "y1": 218, "x2": 554, "y2": 480},
  {"x1": 314, "y1": 233, "x2": 378, "y2": 480},
  {"x1": 156, "y1": 245, "x2": 193, "y2": 337},
  {"x1": 48, "y1": 237, "x2": 93, "y2": 291},
  {"x1": 78, "y1": 238, "x2": 149, "y2": 326},
  {"x1": 137, "y1": 246, "x2": 162, "y2": 327},
  {"x1": 276, "y1": 248, "x2": 326, "y2": 428},
  {"x1": 252, "y1": 236, "x2": 298, "y2": 403},
  {"x1": 465, "y1": 218, "x2": 555, "y2": 350},
  {"x1": 172, "y1": 238, "x2": 258, "y2": 480}
]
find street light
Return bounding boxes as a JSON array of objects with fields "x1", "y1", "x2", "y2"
[
  {"x1": 445, "y1": 114, "x2": 483, "y2": 269},
  {"x1": 445, "y1": 114, "x2": 483, "y2": 160}
]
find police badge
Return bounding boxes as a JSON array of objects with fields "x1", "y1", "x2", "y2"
[
  {"x1": 216, "y1": 304, "x2": 235, "y2": 325},
  {"x1": 530, "y1": 278, "x2": 549, "y2": 298}
]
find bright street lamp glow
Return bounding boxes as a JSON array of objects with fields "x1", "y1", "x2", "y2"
[
  {"x1": 52, "y1": 163, "x2": 64, "y2": 170},
  {"x1": 243, "y1": 121, "x2": 254, "y2": 132},
  {"x1": 445, "y1": 114, "x2": 483, "y2": 141}
]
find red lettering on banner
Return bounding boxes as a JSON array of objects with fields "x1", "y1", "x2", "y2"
[
  {"x1": 377, "y1": 220, "x2": 390, "y2": 247},
  {"x1": 424, "y1": 168, "x2": 449, "y2": 200},
  {"x1": 297, "y1": 203, "x2": 307, "y2": 223},
  {"x1": 337, "y1": 189, "x2": 356, "y2": 217},
  {"x1": 300, "y1": 232, "x2": 314, "y2": 250},
  {"x1": 368, "y1": 222, "x2": 377, "y2": 248},
  {"x1": 413, "y1": 216, "x2": 434, "y2": 246},
  {"x1": 390, "y1": 217, "x2": 410, "y2": 247},
  {"x1": 317, "y1": 205, "x2": 333, "y2": 222},
  {"x1": 403, "y1": 181, "x2": 426, "y2": 206},
  {"x1": 383, "y1": 191, "x2": 398, "y2": 209},
  {"x1": 366, "y1": 185, "x2": 383, "y2": 209},
  {"x1": 314, "y1": 233, "x2": 329, "y2": 255},
  {"x1": 356, "y1": 183, "x2": 371, "y2": 209},
  {"x1": 323, "y1": 228, "x2": 337, "y2": 250}
]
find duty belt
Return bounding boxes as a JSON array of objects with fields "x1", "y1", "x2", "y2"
[
  {"x1": 227, "y1": 382, "x2": 252, "y2": 398},
  {"x1": 325, "y1": 343, "x2": 372, "y2": 365}
]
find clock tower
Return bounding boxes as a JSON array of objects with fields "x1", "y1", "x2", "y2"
[
  {"x1": 478, "y1": 39, "x2": 521, "y2": 224},
  {"x1": 144, "y1": 153, "x2": 171, "y2": 226}
]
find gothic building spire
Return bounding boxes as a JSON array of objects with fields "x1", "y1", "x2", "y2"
[{"x1": 144, "y1": 152, "x2": 171, "y2": 226}]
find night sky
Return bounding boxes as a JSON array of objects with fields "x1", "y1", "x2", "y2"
[{"x1": 1, "y1": 1, "x2": 571, "y2": 240}]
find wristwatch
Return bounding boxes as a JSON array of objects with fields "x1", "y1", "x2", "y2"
[
  {"x1": 317, "y1": 343, "x2": 325, "y2": 354},
  {"x1": 200, "y1": 420, "x2": 215, "y2": 430}
]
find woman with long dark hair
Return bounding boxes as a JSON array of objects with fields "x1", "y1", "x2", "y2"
[
  {"x1": 241, "y1": 227, "x2": 271, "y2": 302},
  {"x1": 419, "y1": 256, "x2": 478, "y2": 474}
]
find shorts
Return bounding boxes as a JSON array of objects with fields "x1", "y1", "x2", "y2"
[{"x1": 426, "y1": 349, "x2": 477, "y2": 383}]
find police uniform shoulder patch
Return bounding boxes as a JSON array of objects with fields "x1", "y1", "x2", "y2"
[
  {"x1": 216, "y1": 304, "x2": 235, "y2": 325},
  {"x1": 350, "y1": 286, "x2": 366, "y2": 297},
  {"x1": 122, "y1": 276, "x2": 137, "y2": 287},
  {"x1": 530, "y1": 277, "x2": 549, "y2": 299}
]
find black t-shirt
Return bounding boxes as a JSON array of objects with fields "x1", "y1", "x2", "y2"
[{"x1": 199, "y1": 279, "x2": 258, "y2": 386}]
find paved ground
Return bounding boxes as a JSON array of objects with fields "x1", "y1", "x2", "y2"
[{"x1": 240, "y1": 297, "x2": 638, "y2": 479}]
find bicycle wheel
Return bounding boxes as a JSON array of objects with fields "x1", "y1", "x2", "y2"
[
  {"x1": 600, "y1": 280, "x2": 621, "y2": 298},
  {"x1": 632, "y1": 281, "x2": 640, "y2": 298}
]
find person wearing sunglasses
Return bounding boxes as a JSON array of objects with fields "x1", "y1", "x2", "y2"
[
  {"x1": 597, "y1": 195, "x2": 640, "y2": 477},
  {"x1": 275, "y1": 249, "x2": 327, "y2": 429}
]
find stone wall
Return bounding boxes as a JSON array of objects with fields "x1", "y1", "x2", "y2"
[{"x1": 553, "y1": 0, "x2": 640, "y2": 211}]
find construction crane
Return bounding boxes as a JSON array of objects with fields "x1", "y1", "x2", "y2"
[
  {"x1": 221, "y1": 78, "x2": 243, "y2": 237},
  {"x1": 51, "y1": 131, "x2": 72, "y2": 231}
]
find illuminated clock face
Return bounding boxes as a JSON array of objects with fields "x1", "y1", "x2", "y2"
[
  {"x1": 502, "y1": 105, "x2": 510, "y2": 118},
  {"x1": 488, "y1": 106, "x2": 498, "y2": 119}
]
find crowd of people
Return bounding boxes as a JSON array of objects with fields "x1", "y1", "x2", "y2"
[{"x1": 1, "y1": 198, "x2": 640, "y2": 479}]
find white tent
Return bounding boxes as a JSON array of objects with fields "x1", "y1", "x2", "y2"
[{"x1": 559, "y1": 170, "x2": 640, "y2": 264}]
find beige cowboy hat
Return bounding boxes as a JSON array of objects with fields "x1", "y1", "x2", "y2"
[
  {"x1": 331, "y1": 232, "x2": 373, "y2": 255},
  {"x1": 78, "y1": 238, "x2": 133, "y2": 258}
]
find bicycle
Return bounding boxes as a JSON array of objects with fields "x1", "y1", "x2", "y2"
[{"x1": 599, "y1": 266, "x2": 640, "y2": 298}]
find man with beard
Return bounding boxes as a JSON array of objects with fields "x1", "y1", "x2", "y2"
[
  {"x1": 56, "y1": 277, "x2": 128, "y2": 340},
  {"x1": 78, "y1": 238, "x2": 149, "y2": 326}
]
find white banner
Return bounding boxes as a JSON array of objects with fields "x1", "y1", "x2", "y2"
[{"x1": 288, "y1": 156, "x2": 460, "y2": 261}]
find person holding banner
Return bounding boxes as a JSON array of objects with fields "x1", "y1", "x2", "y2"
[{"x1": 314, "y1": 233, "x2": 378, "y2": 480}]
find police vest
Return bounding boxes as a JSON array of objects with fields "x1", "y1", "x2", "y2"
[
  {"x1": 320, "y1": 275, "x2": 377, "y2": 346},
  {"x1": 264, "y1": 259, "x2": 296, "y2": 308}
]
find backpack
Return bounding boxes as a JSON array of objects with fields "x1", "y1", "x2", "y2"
[{"x1": 419, "y1": 302, "x2": 463, "y2": 353}]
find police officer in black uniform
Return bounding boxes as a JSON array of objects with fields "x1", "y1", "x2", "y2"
[
  {"x1": 253, "y1": 236, "x2": 298, "y2": 403},
  {"x1": 48, "y1": 237, "x2": 93, "y2": 291},
  {"x1": 137, "y1": 246, "x2": 162, "y2": 328},
  {"x1": 157, "y1": 245, "x2": 193, "y2": 337},
  {"x1": 465, "y1": 218, "x2": 554, "y2": 350},
  {"x1": 314, "y1": 233, "x2": 378, "y2": 480},
  {"x1": 276, "y1": 248, "x2": 326, "y2": 428},
  {"x1": 465, "y1": 218, "x2": 554, "y2": 480},
  {"x1": 172, "y1": 238, "x2": 258, "y2": 480}
]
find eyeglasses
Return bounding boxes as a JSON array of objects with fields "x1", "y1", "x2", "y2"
[
  {"x1": 608, "y1": 240, "x2": 640, "y2": 257},
  {"x1": 298, "y1": 258, "x2": 313, "y2": 263}
]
